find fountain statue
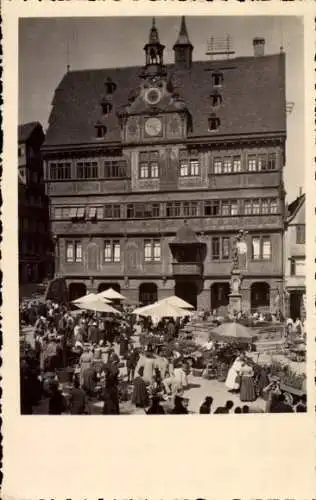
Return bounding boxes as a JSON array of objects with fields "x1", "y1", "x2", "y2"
[{"x1": 228, "y1": 229, "x2": 248, "y2": 313}]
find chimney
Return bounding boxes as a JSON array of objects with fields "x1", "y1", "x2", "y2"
[
  {"x1": 299, "y1": 186, "x2": 303, "y2": 197},
  {"x1": 253, "y1": 37, "x2": 265, "y2": 57}
]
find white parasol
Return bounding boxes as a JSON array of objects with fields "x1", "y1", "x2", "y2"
[
  {"x1": 95, "y1": 288, "x2": 126, "y2": 301},
  {"x1": 133, "y1": 301, "x2": 193, "y2": 320},
  {"x1": 158, "y1": 295, "x2": 194, "y2": 309},
  {"x1": 72, "y1": 293, "x2": 110, "y2": 304},
  {"x1": 210, "y1": 321, "x2": 255, "y2": 342},
  {"x1": 74, "y1": 299, "x2": 122, "y2": 315}
]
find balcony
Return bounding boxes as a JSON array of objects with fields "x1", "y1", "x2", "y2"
[
  {"x1": 172, "y1": 262, "x2": 203, "y2": 277},
  {"x1": 285, "y1": 275, "x2": 305, "y2": 290}
]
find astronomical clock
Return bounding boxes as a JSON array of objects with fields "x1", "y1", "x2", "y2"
[{"x1": 121, "y1": 77, "x2": 189, "y2": 144}]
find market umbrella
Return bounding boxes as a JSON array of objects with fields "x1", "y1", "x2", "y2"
[
  {"x1": 158, "y1": 295, "x2": 194, "y2": 309},
  {"x1": 133, "y1": 301, "x2": 194, "y2": 320},
  {"x1": 210, "y1": 321, "x2": 255, "y2": 342},
  {"x1": 74, "y1": 299, "x2": 122, "y2": 315},
  {"x1": 132, "y1": 301, "x2": 159, "y2": 315},
  {"x1": 72, "y1": 293, "x2": 110, "y2": 304},
  {"x1": 95, "y1": 288, "x2": 126, "y2": 301}
]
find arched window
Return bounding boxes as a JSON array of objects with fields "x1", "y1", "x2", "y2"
[
  {"x1": 210, "y1": 282, "x2": 230, "y2": 312},
  {"x1": 69, "y1": 282, "x2": 87, "y2": 302},
  {"x1": 139, "y1": 283, "x2": 158, "y2": 306},
  {"x1": 98, "y1": 283, "x2": 121, "y2": 293},
  {"x1": 251, "y1": 282, "x2": 270, "y2": 311}
]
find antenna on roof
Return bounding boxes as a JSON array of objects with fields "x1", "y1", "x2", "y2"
[
  {"x1": 206, "y1": 36, "x2": 235, "y2": 60},
  {"x1": 279, "y1": 17, "x2": 284, "y2": 54},
  {"x1": 66, "y1": 32, "x2": 71, "y2": 73}
]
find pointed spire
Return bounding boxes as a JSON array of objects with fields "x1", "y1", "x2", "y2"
[
  {"x1": 149, "y1": 16, "x2": 160, "y2": 44},
  {"x1": 174, "y1": 16, "x2": 192, "y2": 48},
  {"x1": 173, "y1": 16, "x2": 193, "y2": 70}
]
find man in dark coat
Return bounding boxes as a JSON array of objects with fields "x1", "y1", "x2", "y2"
[
  {"x1": 69, "y1": 377, "x2": 89, "y2": 414},
  {"x1": 132, "y1": 367, "x2": 149, "y2": 409},
  {"x1": 48, "y1": 381, "x2": 67, "y2": 415},
  {"x1": 126, "y1": 346, "x2": 140, "y2": 383},
  {"x1": 102, "y1": 358, "x2": 120, "y2": 414}
]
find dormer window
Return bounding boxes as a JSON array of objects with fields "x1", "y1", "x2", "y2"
[
  {"x1": 105, "y1": 77, "x2": 117, "y2": 94},
  {"x1": 95, "y1": 122, "x2": 107, "y2": 138},
  {"x1": 210, "y1": 92, "x2": 222, "y2": 107},
  {"x1": 101, "y1": 99, "x2": 112, "y2": 115},
  {"x1": 212, "y1": 72, "x2": 223, "y2": 87},
  {"x1": 208, "y1": 116, "x2": 220, "y2": 132}
]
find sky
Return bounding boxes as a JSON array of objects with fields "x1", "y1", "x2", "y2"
[{"x1": 18, "y1": 16, "x2": 304, "y2": 202}]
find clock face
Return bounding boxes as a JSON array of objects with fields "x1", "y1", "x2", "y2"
[
  {"x1": 144, "y1": 87, "x2": 162, "y2": 105},
  {"x1": 144, "y1": 117, "x2": 163, "y2": 137}
]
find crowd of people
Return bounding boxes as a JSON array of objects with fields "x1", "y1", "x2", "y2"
[{"x1": 20, "y1": 298, "x2": 306, "y2": 415}]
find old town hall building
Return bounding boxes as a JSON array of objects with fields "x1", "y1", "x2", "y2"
[{"x1": 42, "y1": 18, "x2": 287, "y2": 311}]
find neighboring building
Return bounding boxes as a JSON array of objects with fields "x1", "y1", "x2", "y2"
[
  {"x1": 42, "y1": 18, "x2": 286, "y2": 311},
  {"x1": 284, "y1": 191, "x2": 305, "y2": 320},
  {"x1": 18, "y1": 122, "x2": 53, "y2": 286}
]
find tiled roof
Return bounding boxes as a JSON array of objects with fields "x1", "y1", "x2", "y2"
[
  {"x1": 18, "y1": 122, "x2": 42, "y2": 143},
  {"x1": 173, "y1": 223, "x2": 199, "y2": 244},
  {"x1": 44, "y1": 53, "x2": 286, "y2": 148}
]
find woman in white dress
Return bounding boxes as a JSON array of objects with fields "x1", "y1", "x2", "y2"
[{"x1": 225, "y1": 355, "x2": 244, "y2": 392}]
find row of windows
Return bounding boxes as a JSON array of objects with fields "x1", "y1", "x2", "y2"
[
  {"x1": 48, "y1": 152, "x2": 278, "y2": 180},
  {"x1": 65, "y1": 239, "x2": 161, "y2": 264},
  {"x1": 49, "y1": 160, "x2": 128, "y2": 180},
  {"x1": 214, "y1": 153, "x2": 277, "y2": 174},
  {"x1": 211, "y1": 236, "x2": 271, "y2": 261},
  {"x1": 65, "y1": 236, "x2": 273, "y2": 264},
  {"x1": 139, "y1": 151, "x2": 159, "y2": 179},
  {"x1": 19, "y1": 239, "x2": 45, "y2": 255},
  {"x1": 54, "y1": 198, "x2": 280, "y2": 220},
  {"x1": 19, "y1": 218, "x2": 46, "y2": 233}
]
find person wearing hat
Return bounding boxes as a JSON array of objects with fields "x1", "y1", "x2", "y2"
[
  {"x1": 126, "y1": 345, "x2": 140, "y2": 384},
  {"x1": 102, "y1": 356, "x2": 120, "y2": 415},
  {"x1": 88, "y1": 319, "x2": 99, "y2": 345},
  {"x1": 45, "y1": 334, "x2": 58, "y2": 371},
  {"x1": 79, "y1": 344, "x2": 93, "y2": 388},
  {"x1": 132, "y1": 366, "x2": 149, "y2": 409}
]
